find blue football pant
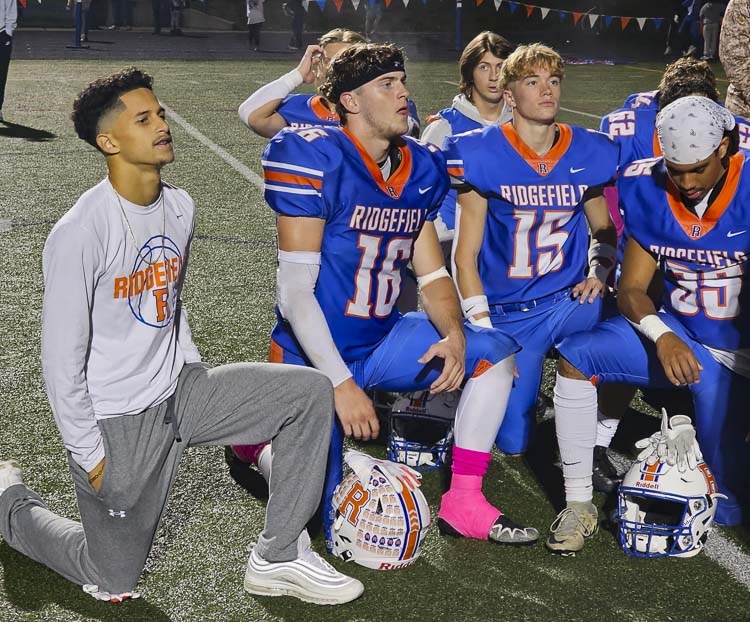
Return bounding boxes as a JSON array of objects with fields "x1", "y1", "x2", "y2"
[
  {"x1": 272, "y1": 311, "x2": 519, "y2": 550},
  {"x1": 491, "y1": 291, "x2": 603, "y2": 454},
  {"x1": 559, "y1": 313, "x2": 750, "y2": 526}
]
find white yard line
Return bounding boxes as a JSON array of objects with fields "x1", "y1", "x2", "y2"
[
  {"x1": 163, "y1": 104, "x2": 263, "y2": 190},
  {"x1": 705, "y1": 529, "x2": 750, "y2": 590}
]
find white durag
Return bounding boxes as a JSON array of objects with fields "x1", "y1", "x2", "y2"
[{"x1": 656, "y1": 95, "x2": 736, "y2": 164}]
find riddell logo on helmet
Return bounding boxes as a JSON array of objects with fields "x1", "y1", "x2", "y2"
[
  {"x1": 378, "y1": 559, "x2": 416, "y2": 570},
  {"x1": 634, "y1": 480, "x2": 660, "y2": 490}
]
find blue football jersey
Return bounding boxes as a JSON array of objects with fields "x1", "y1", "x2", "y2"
[
  {"x1": 277, "y1": 93, "x2": 422, "y2": 136},
  {"x1": 602, "y1": 103, "x2": 750, "y2": 169},
  {"x1": 622, "y1": 89, "x2": 659, "y2": 111},
  {"x1": 263, "y1": 126, "x2": 450, "y2": 361},
  {"x1": 620, "y1": 153, "x2": 750, "y2": 350},
  {"x1": 444, "y1": 122, "x2": 619, "y2": 303},
  {"x1": 428, "y1": 106, "x2": 485, "y2": 231},
  {"x1": 276, "y1": 94, "x2": 340, "y2": 129}
]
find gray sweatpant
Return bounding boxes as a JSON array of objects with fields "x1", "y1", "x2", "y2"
[{"x1": 0, "y1": 362, "x2": 333, "y2": 594}]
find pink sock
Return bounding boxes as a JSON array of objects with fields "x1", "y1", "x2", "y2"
[
  {"x1": 231, "y1": 442, "x2": 269, "y2": 465},
  {"x1": 438, "y1": 447, "x2": 502, "y2": 539}
]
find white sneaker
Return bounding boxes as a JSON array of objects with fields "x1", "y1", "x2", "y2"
[
  {"x1": 0, "y1": 460, "x2": 23, "y2": 496},
  {"x1": 244, "y1": 543, "x2": 364, "y2": 605}
]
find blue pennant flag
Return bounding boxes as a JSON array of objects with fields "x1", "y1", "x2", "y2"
[
  {"x1": 508, "y1": 2, "x2": 518, "y2": 14},
  {"x1": 605, "y1": 15, "x2": 613, "y2": 28}
]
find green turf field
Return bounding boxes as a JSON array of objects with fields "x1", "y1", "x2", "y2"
[{"x1": 1, "y1": 59, "x2": 749, "y2": 622}]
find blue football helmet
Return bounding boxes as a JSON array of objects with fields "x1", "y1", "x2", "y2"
[
  {"x1": 617, "y1": 457, "x2": 726, "y2": 558},
  {"x1": 386, "y1": 390, "x2": 458, "y2": 471}
]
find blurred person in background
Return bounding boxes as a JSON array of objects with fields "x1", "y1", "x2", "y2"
[
  {"x1": 699, "y1": 0, "x2": 725, "y2": 60},
  {"x1": 0, "y1": 0, "x2": 15, "y2": 123},
  {"x1": 246, "y1": 0, "x2": 264, "y2": 52},
  {"x1": 720, "y1": 0, "x2": 750, "y2": 117}
]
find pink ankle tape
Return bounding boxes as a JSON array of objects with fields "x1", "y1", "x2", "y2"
[
  {"x1": 438, "y1": 488, "x2": 502, "y2": 539},
  {"x1": 451, "y1": 446, "x2": 491, "y2": 477},
  {"x1": 231, "y1": 442, "x2": 269, "y2": 465}
]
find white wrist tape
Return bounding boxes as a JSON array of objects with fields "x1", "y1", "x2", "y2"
[
  {"x1": 416, "y1": 266, "x2": 450, "y2": 289},
  {"x1": 468, "y1": 315, "x2": 494, "y2": 329},
  {"x1": 461, "y1": 294, "x2": 489, "y2": 319},
  {"x1": 587, "y1": 241, "x2": 617, "y2": 282},
  {"x1": 276, "y1": 250, "x2": 352, "y2": 387},
  {"x1": 628, "y1": 314, "x2": 674, "y2": 343},
  {"x1": 238, "y1": 69, "x2": 304, "y2": 128}
]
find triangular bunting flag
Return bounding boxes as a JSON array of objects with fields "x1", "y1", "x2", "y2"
[
  {"x1": 494, "y1": 0, "x2": 503, "y2": 9},
  {"x1": 477, "y1": 0, "x2": 484, "y2": 6},
  {"x1": 302, "y1": 0, "x2": 309, "y2": 10},
  {"x1": 558, "y1": 10, "x2": 566, "y2": 22},
  {"x1": 540, "y1": 7, "x2": 549, "y2": 19},
  {"x1": 384, "y1": 0, "x2": 392, "y2": 6},
  {"x1": 654, "y1": 18, "x2": 664, "y2": 29},
  {"x1": 620, "y1": 16, "x2": 631, "y2": 30},
  {"x1": 402, "y1": 0, "x2": 409, "y2": 6},
  {"x1": 508, "y1": 2, "x2": 518, "y2": 14},
  {"x1": 588, "y1": 13, "x2": 598, "y2": 28},
  {"x1": 351, "y1": 0, "x2": 360, "y2": 8},
  {"x1": 332, "y1": 0, "x2": 343, "y2": 11},
  {"x1": 526, "y1": 5, "x2": 534, "y2": 17},
  {"x1": 637, "y1": 17, "x2": 647, "y2": 30},
  {"x1": 572, "y1": 12, "x2": 583, "y2": 26},
  {"x1": 604, "y1": 15, "x2": 613, "y2": 28}
]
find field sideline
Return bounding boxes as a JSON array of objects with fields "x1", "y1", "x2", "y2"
[{"x1": 1, "y1": 57, "x2": 750, "y2": 622}]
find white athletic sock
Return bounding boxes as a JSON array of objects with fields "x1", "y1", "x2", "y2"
[
  {"x1": 257, "y1": 443, "x2": 272, "y2": 482},
  {"x1": 453, "y1": 355, "x2": 515, "y2": 452},
  {"x1": 554, "y1": 372, "x2": 598, "y2": 503},
  {"x1": 595, "y1": 410, "x2": 621, "y2": 448}
]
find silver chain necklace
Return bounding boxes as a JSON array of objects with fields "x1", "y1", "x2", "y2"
[{"x1": 112, "y1": 184, "x2": 167, "y2": 266}]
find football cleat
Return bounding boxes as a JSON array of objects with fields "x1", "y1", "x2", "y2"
[
  {"x1": 438, "y1": 514, "x2": 539, "y2": 546},
  {"x1": 545, "y1": 502, "x2": 598, "y2": 556},
  {"x1": 592, "y1": 445, "x2": 623, "y2": 494},
  {"x1": 244, "y1": 546, "x2": 364, "y2": 605}
]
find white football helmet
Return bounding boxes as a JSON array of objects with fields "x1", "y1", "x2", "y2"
[
  {"x1": 331, "y1": 467, "x2": 431, "y2": 570},
  {"x1": 387, "y1": 390, "x2": 458, "y2": 470},
  {"x1": 617, "y1": 456, "x2": 726, "y2": 558}
]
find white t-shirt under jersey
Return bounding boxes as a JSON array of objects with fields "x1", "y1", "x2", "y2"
[{"x1": 41, "y1": 178, "x2": 202, "y2": 472}]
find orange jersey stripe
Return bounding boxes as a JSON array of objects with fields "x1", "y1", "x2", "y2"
[
  {"x1": 342, "y1": 128, "x2": 413, "y2": 199},
  {"x1": 665, "y1": 152, "x2": 744, "y2": 239},
  {"x1": 501, "y1": 121, "x2": 573, "y2": 177},
  {"x1": 263, "y1": 170, "x2": 323, "y2": 189},
  {"x1": 268, "y1": 339, "x2": 284, "y2": 364}
]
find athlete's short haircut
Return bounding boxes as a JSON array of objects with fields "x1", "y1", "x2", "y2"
[
  {"x1": 658, "y1": 57, "x2": 720, "y2": 110},
  {"x1": 318, "y1": 28, "x2": 367, "y2": 47},
  {"x1": 500, "y1": 43, "x2": 564, "y2": 89},
  {"x1": 72, "y1": 66, "x2": 154, "y2": 151},
  {"x1": 459, "y1": 31, "x2": 515, "y2": 98},
  {"x1": 321, "y1": 43, "x2": 405, "y2": 124}
]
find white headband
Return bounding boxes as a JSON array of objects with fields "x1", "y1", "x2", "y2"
[{"x1": 656, "y1": 95, "x2": 735, "y2": 165}]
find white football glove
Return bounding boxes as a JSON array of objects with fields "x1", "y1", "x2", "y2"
[
  {"x1": 634, "y1": 409, "x2": 702, "y2": 473},
  {"x1": 83, "y1": 584, "x2": 141, "y2": 603},
  {"x1": 344, "y1": 449, "x2": 421, "y2": 493}
]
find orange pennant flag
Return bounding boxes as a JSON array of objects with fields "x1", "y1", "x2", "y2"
[
  {"x1": 477, "y1": 0, "x2": 484, "y2": 6},
  {"x1": 526, "y1": 5, "x2": 534, "y2": 17},
  {"x1": 332, "y1": 0, "x2": 344, "y2": 10},
  {"x1": 572, "y1": 12, "x2": 583, "y2": 25},
  {"x1": 620, "y1": 16, "x2": 632, "y2": 30},
  {"x1": 18, "y1": 0, "x2": 27, "y2": 6}
]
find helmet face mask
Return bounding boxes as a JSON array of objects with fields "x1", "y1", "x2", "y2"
[
  {"x1": 617, "y1": 458, "x2": 724, "y2": 558},
  {"x1": 386, "y1": 390, "x2": 459, "y2": 471},
  {"x1": 331, "y1": 467, "x2": 431, "y2": 570}
]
